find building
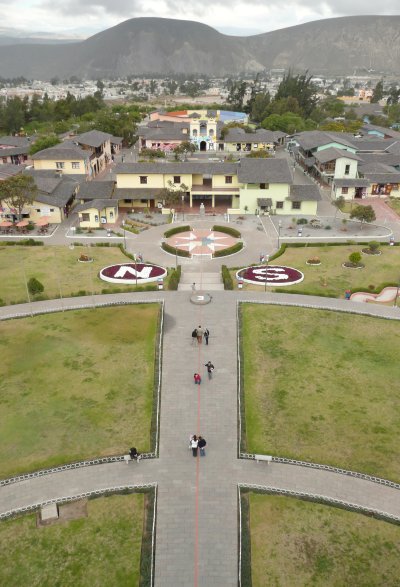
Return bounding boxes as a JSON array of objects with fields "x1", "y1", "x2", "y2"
[
  {"x1": 32, "y1": 143, "x2": 91, "y2": 177},
  {"x1": 0, "y1": 136, "x2": 31, "y2": 165}
]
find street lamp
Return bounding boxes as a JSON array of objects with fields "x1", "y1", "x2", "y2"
[
  {"x1": 278, "y1": 220, "x2": 282, "y2": 249},
  {"x1": 264, "y1": 253, "x2": 270, "y2": 292},
  {"x1": 181, "y1": 193, "x2": 185, "y2": 221},
  {"x1": 122, "y1": 220, "x2": 126, "y2": 250},
  {"x1": 394, "y1": 276, "x2": 400, "y2": 307}
]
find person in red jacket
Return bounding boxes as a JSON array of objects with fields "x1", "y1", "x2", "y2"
[{"x1": 194, "y1": 373, "x2": 201, "y2": 385}]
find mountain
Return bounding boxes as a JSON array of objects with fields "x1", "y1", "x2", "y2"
[{"x1": 0, "y1": 16, "x2": 399, "y2": 79}]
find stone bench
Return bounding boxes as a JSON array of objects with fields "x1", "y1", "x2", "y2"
[{"x1": 254, "y1": 454, "x2": 273, "y2": 464}]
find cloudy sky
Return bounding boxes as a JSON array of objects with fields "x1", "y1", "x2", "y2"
[{"x1": 1, "y1": 0, "x2": 400, "y2": 38}]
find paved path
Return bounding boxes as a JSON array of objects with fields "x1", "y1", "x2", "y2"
[{"x1": 1, "y1": 290, "x2": 400, "y2": 586}]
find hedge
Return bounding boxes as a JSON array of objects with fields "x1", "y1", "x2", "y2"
[
  {"x1": 162, "y1": 242, "x2": 191, "y2": 257},
  {"x1": 214, "y1": 242, "x2": 243, "y2": 257},
  {"x1": 211, "y1": 225, "x2": 241, "y2": 238},
  {"x1": 0, "y1": 239, "x2": 43, "y2": 247},
  {"x1": 164, "y1": 225, "x2": 191, "y2": 238},
  {"x1": 221, "y1": 265, "x2": 234, "y2": 290}
]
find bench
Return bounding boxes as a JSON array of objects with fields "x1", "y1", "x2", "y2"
[
  {"x1": 124, "y1": 454, "x2": 141, "y2": 464},
  {"x1": 254, "y1": 454, "x2": 273, "y2": 464}
]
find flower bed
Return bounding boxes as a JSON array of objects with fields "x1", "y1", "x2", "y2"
[
  {"x1": 342, "y1": 262, "x2": 365, "y2": 269},
  {"x1": 361, "y1": 248, "x2": 382, "y2": 256},
  {"x1": 236, "y1": 265, "x2": 304, "y2": 286},
  {"x1": 306, "y1": 256, "x2": 321, "y2": 266},
  {"x1": 78, "y1": 254, "x2": 93, "y2": 263}
]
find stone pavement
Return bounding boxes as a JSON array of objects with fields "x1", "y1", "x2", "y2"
[{"x1": 1, "y1": 290, "x2": 400, "y2": 586}]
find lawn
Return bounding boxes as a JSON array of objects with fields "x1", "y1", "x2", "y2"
[
  {"x1": 387, "y1": 198, "x2": 400, "y2": 216},
  {"x1": 0, "y1": 304, "x2": 159, "y2": 478},
  {"x1": 247, "y1": 493, "x2": 400, "y2": 587},
  {"x1": 241, "y1": 305, "x2": 400, "y2": 480},
  {"x1": 0, "y1": 494, "x2": 144, "y2": 587},
  {"x1": 233, "y1": 244, "x2": 400, "y2": 300},
  {"x1": 0, "y1": 245, "x2": 158, "y2": 306}
]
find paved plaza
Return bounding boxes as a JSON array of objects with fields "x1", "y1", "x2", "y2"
[{"x1": 1, "y1": 181, "x2": 400, "y2": 585}]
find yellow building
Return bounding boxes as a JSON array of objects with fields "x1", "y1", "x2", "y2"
[
  {"x1": 114, "y1": 158, "x2": 321, "y2": 215},
  {"x1": 75, "y1": 199, "x2": 118, "y2": 229},
  {"x1": 32, "y1": 144, "x2": 90, "y2": 176}
]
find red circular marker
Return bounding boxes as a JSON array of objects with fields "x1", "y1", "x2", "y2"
[
  {"x1": 100, "y1": 263, "x2": 167, "y2": 284},
  {"x1": 236, "y1": 265, "x2": 304, "y2": 286}
]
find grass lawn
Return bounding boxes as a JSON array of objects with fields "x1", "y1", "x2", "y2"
[
  {"x1": 387, "y1": 198, "x2": 400, "y2": 216},
  {"x1": 242, "y1": 305, "x2": 400, "y2": 480},
  {"x1": 0, "y1": 304, "x2": 159, "y2": 478},
  {"x1": 0, "y1": 245, "x2": 158, "y2": 306},
  {"x1": 0, "y1": 494, "x2": 143, "y2": 587},
  {"x1": 248, "y1": 493, "x2": 400, "y2": 587},
  {"x1": 233, "y1": 244, "x2": 400, "y2": 300}
]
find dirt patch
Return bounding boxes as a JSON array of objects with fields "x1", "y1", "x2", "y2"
[{"x1": 37, "y1": 499, "x2": 88, "y2": 527}]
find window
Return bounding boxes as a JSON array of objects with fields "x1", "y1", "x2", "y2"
[
  {"x1": 50, "y1": 208, "x2": 54, "y2": 212},
  {"x1": 225, "y1": 176, "x2": 232, "y2": 184},
  {"x1": 344, "y1": 164, "x2": 350, "y2": 175},
  {"x1": 260, "y1": 183, "x2": 269, "y2": 190},
  {"x1": 193, "y1": 129, "x2": 198, "y2": 137},
  {"x1": 209, "y1": 129, "x2": 214, "y2": 137},
  {"x1": 173, "y1": 176, "x2": 181, "y2": 184},
  {"x1": 36, "y1": 209, "x2": 41, "y2": 213},
  {"x1": 81, "y1": 213, "x2": 90, "y2": 221},
  {"x1": 276, "y1": 201, "x2": 284, "y2": 209},
  {"x1": 56, "y1": 162, "x2": 65, "y2": 169},
  {"x1": 292, "y1": 201, "x2": 301, "y2": 210},
  {"x1": 72, "y1": 162, "x2": 80, "y2": 169},
  {"x1": 140, "y1": 176, "x2": 148, "y2": 184},
  {"x1": 341, "y1": 187, "x2": 349, "y2": 195}
]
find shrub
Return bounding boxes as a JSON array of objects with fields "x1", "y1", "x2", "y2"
[
  {"x1": 349, "y1": 251, "x2": 362, "y2": 265},
  {"x1": 27, "y1": 277, "x2": 44, "y2": 296},
  {"x1": 214, "y1": 242, "x2": 243, "y2": 257},
  {"x1": 162, "y1": 242, "x2": 190, "y2": 257},
  {"x1": 296, "y1": 218, "x2": 308, "y2": 225},
  {"x1": 368, "y1": 241, "x2": 380, "y2": 252},
  {"x1": 211, "y1": 225, "x2": 241, "y2": 238},
  {"x1": 164, "y1": 225, "x2": 191, "y2": 238},
  {"x1": 325, "y1": 225, "x2": 332, "y2": 230},
  {"x1": 168, "y1": 265, "x2": 182, "y2": 290},
  {"x1": 221, "y1": 265, "x2": 233, "y2": 290}
]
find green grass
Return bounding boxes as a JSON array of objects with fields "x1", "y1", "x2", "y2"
[
  {"x1": 0, "y1": 246, "x2": 160, "y2": 306},
  {"x1": 387, "y1": 198, "x2": 400, "y2": 216},
  {"x1": 248, "y1": 493, "x2": 400, "y2": 587},
  {"x1": 0, "y1": 494, "x2": 143, "y2": 587},
  {"x1": 0, "y1": 305, "x2": 159, "y2": 478},
  {"x1": 232, "y1": 244, "x2": 400, "y2": 299},
  {"x1": 242, "y1": 305, "x2": 400, "y2": 480}
]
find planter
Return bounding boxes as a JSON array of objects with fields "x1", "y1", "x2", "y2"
[
  {"x1": 306, "y1": 260, "x2": 321, "y2": 266},
  {"x1": 361, "y1": 248, "x2": 381, "y2": 255},
  {"x1": 342, "y1": 262, "x2": 365, "y2": 269},
  {"x1": 78, "y1": 256, "x2": 94, "y2": 263}
]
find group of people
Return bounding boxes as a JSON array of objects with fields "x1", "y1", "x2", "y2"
[
  {"x1": 192, "y1": 325, "x2": 210, "y2": 345},
  {"x1": 189, "y1": 434, "x2": 207, "y2": 457},
  {"x1": 194, "y1": 361, "x2": 214, "y2": 384}
]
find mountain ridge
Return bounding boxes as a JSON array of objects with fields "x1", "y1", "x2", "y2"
[{"x1": 0, "y1": 15, "x2": 399, "y2": 79}]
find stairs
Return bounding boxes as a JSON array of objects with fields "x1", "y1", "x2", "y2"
[{"x1": 178, "y1": 270, "x2": 224, "y2": 291}]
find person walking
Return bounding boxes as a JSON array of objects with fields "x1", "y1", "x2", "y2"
[
  {"x1": 196, "y1": 325, "x2": 204, "y2": 344},
  {"x1": 190, "y1": 435, "x2": 198, "y2": 457},
  {"x1": 191, "y1": 282, "x2": 196, "y2": 293},
  {"x1": 204, "y1": 328, "x2": 210, "y2": 345},
  {"x1": 204, "y1": 361, "x2": 214, "y2": 379},
  {"x1": 194, "y1": 373, "x2": 201, "y2": 385},
  {"x1": 198, "y1": 436, "x2": 207, "y2": 456},
  {"x1": 191, "y1": 328, "x2": 197, "y2": 345}
]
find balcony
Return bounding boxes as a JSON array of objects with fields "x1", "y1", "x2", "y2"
[{"x1": 191, "y1": 184, "x2": 239, "y2": 193}]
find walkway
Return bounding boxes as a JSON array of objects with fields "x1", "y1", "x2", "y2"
[{"x1": 1, "y1": 291, "x2": 400, "y2": 586}]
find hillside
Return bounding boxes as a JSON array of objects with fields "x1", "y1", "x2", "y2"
[{"x1": 0, "y1": 16, "x2": 399, "y2": 79}]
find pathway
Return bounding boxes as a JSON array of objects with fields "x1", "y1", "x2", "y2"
[{"x1": 1, "y1": 291, "x2": 400, "y2": 586}]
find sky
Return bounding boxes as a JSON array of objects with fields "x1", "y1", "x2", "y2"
[{"x1": 0, "y1": 0, "x2": 400, "y2": 39}]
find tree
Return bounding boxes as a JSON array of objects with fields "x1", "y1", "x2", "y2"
[
  {"x1": 0, "y1": 175, "x2": 38, "y2": 220},
  {"x1": 28, "y1": 277, "x2": 44, "y2": 296},
  {"x1": 274, "y1": 70, "x2": 318, "y2": 117},
  {"x1": 29, "y1": 135, "x2": 60, "y2": 155},
  {"x1": 227, "y1": 80, "x2": 248, "y2": 111},
  {"x1": 350, "y1": 205, "x2": 376, "y2": 226},
  {"x1": 160, "y1": 180, "x2": 189, "y2": 209},
  {"x1": 371, "y1": 80, "x2": 384, "y2": 103},
  {"x1": 250, "y1": 92, "x2": 271, "y2": 123},
  {"x1": 173, "y1": 141, "x2": 196, "y2": 161}
]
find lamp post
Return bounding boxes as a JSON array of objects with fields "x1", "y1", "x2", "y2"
[
  {"x1": 264, "y1": 253, "x2": 270, "y2": 292},
  {"x1": 278, "y1": 220, "x2": 282, "y2": 249},
  {"x1": 181, "y1": 193, "x2": 185, "y2": 221},
  {"x1": 134, "y1": 253, "x2": 138, "y2": 288},
  {"x1": 122, "y1": 220, "x2": 126, "y2": 250},
  {"x1": 394, "y1": 276, "x2": 400, "y2": 307},
  {"x1": 175, "y1": 246, "x2": 178, "y2": 269}
]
